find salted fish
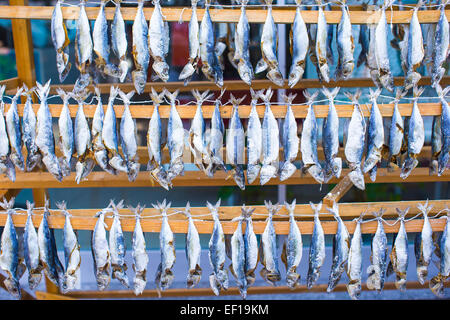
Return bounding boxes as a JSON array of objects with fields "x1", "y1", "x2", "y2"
[
  {"x1": 183, "y1": 202, "x2": 202, "y2": 288},
  {"x1": 56, "y1": 88, "x2": 74, "y2": 177},
  {"x1": 429, "y1": 210, "x2": 450, "y2": 297},
  {"x1": 206, "y1": 95, "x2": 227, "y2": 177},
  {"x1": 430, "y1": 115, "x2": 442, "y2": 175},
  {"x1": 179, "y1": 0, "x2": 200, "y2": 85},
  {"x1": 322, "y1": 87, "x2": 341, "y2": 182},
  {"x1": 131, "y1": 204, "x2": 148, "y2": 295},
  {"x1": 335, "y1": 0, "x2": 355, "y2": 80},
  {"x1": 74, "y1": 0, "x2": 93, "y2": 94},
  {"x1": 243, "y1": 206, "x2": 258, "y2": 287},
  {"x1": 246, "y1": 89, "x2": 263, "y2": 184},
  {"x1": 148, "y1": 0, "x2": 170, "y2": 82},
  {"x1": 280, "y1": 93, "x2": 299, "y2": 181},
  {"x1": 91, "y1": 206, "x2": 111, "y2": 291},
  {"x1": 436, "y1": 85, "x2": 450, "y2": 175},
  {"x1": 51, "y1": 0, "x2": 71, "y2": 82},
  {"x1": 346, "y1": 211, "x2": 365, "y2": 300},
  {"x1": 414, "y1": 200, "x2": 434, "y2": 285},
  {"x1": 260, "y1": 88, "x2": 279, "y2": 185},
  {"x1": 109, "y1": 200, "x2": 129, "y2": 288},
  {"x1": 366, "y1": 209, "x2": 388, "y2": 292},
  {"x1": 367, "y1": 23, "x2": 382, "y2": 88},
  {"x1": 132, "y1": 0, "x2": 150, "y2": 94},
  {"x1": 6, "y1": 87, "x2": 25, "y2": 171},
  {"x1": 233, "y1": 0, "x2": 253, "y2": 85},
  {"x1": 230, "y1": 206, "x2": 249, "y2": 299},
  {"x1": 22, "y1": 85, "x2": 42, "y2": 172},
  {"x1": 356, "y1": 2, "x2": 369, "y2": 69},
  {"x1": 165, "y1": 89, "x2": 185, "y2": 182},
  {"x1": 288, "y1": 0, "x2": 308, "y2": 88},
  {"x1": 431, "y1": 2, "x2": 449, "y2": 88},
  {"x1": 424, "y1": 21, "x2": 436, "y2": 77},
  {"x1": 315, "y1": 0, "x2": 330, "y2": 83},
  {"x1": 23, "y1": 201, "x2": 43, "y2": 290},
  {"x1": 111, "y1": 0, "x2": 129, "y2": 83},
  {"x1": 388, "y1": 89, "x2": 406, "y2": 172},
  {"x1": 388, "y1": 208, "x2": 409, "y2": 291},
  {"x1": 0, "y1": 86, "x2": 15, "y2": 181},
  {"x1": 307, "y1": 201, "x2": 325, "y2": 289}
]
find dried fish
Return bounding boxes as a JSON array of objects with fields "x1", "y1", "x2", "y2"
[
  {"x1": 431, "y1": 1, "x2": 449, "y2": 88},
  {"x1": 183, "y1": 202, "x2": 202, "y2": 288},
  {"x1": 388, "y1": 208, "x2": 409, "y2": 291},
  {"x1": 430, "y1": 115, "x2": 442, "y2": 175},
  {"x1": 246, "y1": 89, "x2": 263, "y2": 184},
  {"x1": 148, "y1": 0, "x2": 170, "y2": 82},
  {"x1": 0, "y1": 86, "x2": 15, "y2": 182},
  {"x1": 243, "y1": 206, "x2": 258, "y2": 287},
  {"x1": 179, "y1": 0, "x2": 200, "y2": 85},
  {"x1": 288, "y1": 0, "x2": 308, "y2": 88},
  {"x1": 414, "y1": 200, "x2": 434, "y2": 285},
  {"x1": 165, "y1": 89, "x2": 185, "y2": 182},
  {"x1": 346, "y1": 211, "x2": 365, "y2": 300},
  {"x1": 388, "y1": 89, "x2": 406, "y2": 172},
  {"x1": 356, "y1": 2, "x2": 369, "y2": 69},
  {"x1": 56, "y1": 88, "x2": 74, "y2": 177},
  {"x1": 234, "y1": 0, "x2": 254, "y2": 85},
  {"x1": 436, "y1": 85, "x2": 450, "y2": 176},
  {"x1": 111, "y1": 0, "x2": 129, "y2": 83},
  {"x1": 23, "y1": 201, "x2": 43, "y2": 290},
  {"x1": 51, "y1": 0, "x2": 71, "y2": 82},
  {"x1": 131, "y1": 204, "x2": 148, "y2": 295},
  {"x1": 22, "y1": 84, "x2": 42, "y2": 172},
  {"x1": 74, "y1": 0, "x2": 93, "y2": 94},
  {"x1": 260, "y1": 88, "x2": 279, "y2": 185},
  {"x1": 109, "y1": 200, "x2": 129, "y2": 288},
  {"x1": 429, "y1": 209, "x2": 450, "y2": 297},
  {"x1": 335, "y1": 0, "x2": 355, "y2": 80},
  {"x1": 322, "y1": 87, "x2": 341, "y2": 182},
  {"x1": 132, "y1": 0, "x2": 150, "y2": 94},
  {"x1": 307, "y1": 201, "x2": 325, "y2": 289},
  {"x1": 280, "y1": 93, "x2": 299, "y2": 182},
  {"x1": 206, "y1": 95, "x2": 227, "y2": 176},
  {"x1": 230, "y1": 206, "x2": 249, "y2": 299},
  {"x1": 315, "y1": 0, "x2": 330, "y2": 83},
  {"x1": 366, "y1": 209, "x2": 388, "y2": 292},
  {"x1": 91, "y1": 206, "x2": 111, "y2": 291},
  {"x1": 6, "y1": 87, "x2": 25, "y2": 171}
]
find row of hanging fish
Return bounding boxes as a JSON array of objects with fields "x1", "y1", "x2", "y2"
[
  {"x1": 0, "y1": 198, "x2": 448, "y2": 299},
  {"x1": 51, "y1": 0, "x2": 449, "y2": 92}
]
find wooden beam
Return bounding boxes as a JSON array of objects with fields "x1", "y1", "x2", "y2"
[
  {"x1": 0, "y1": 77, "x2": 20, "y2": 91},
  {"x1": 323, "y1": 174, "x2": 354, "y2": 207},
  {"x1": 35, "y1": 291, "x2": 76, "y2": 300},
  {"x1": 0, "y1": 189, "x2": 21, "y2": 201}
]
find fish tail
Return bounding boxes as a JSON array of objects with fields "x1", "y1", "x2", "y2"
[
  {"x1": 150, "y1": 87, "x2": 165, "y2": 105},
  {"x1": 429, "y1": 274, "x2": 445, "y2": 297},
  {"x1": 206, "y1": 198, "x2": 221, "y2": 218},
  {"x1": 383, "y1": 0, "x2": 395, "y2": 9},
  {"x1": 109, "y1": 85, "x2": 120, "y2": 102},
  {"x1": 240, "y1": 205, "x2": 255, "y2": 220},
  {"x1": 264, "y1": 200, "x2": 281, "y2": 218},
  {"x1": 373, "y1": 208, "x2": 386, "y2": 219},
  {"x1": 395, "y1": 207, "x2": 410, "y2": 219},
  {"x1": 413, "y1": 86, "x2": 425, "y2": 99},
  {"x1": 164, "y1": 89, "x2": 180, "y2": 104},
  {"x1": 368, "y1": 87, "x2": 382, "y2": 101},
  {"x1": 229, "y1": 93, "x2": 247, "y2": 106},
  {"x1": 12, "y1": 86, "x2": 24, "y2": 101},
  {"x1": 309, "y1": 201, "x2": 323, "y2": 216},
  {"x1": 284, "y1": 199, "x2": 296, "y2": 215},
  {"x1": 56, "y1": 87, "x2": 70, "y2": 103},
  {"x1": 26, "y1": 200, "x2": 35, "y2": 214},
  {"x1": 294, "y1": 0, "x2": 302, "y2": 5},
  {"x1": 394, "y1": 88, "x2": 407, "y2": 101},
  {"x1": 182, "y1": 201, "x2": 192, "y2": 219},
  {"x1": 263, "y1": 0, "x2": 273, "y2": 6},
  {"x1": 321, "y1": 86, "x2": 340, "y2": 101},
  {"x1": 118, "y1": 89, "x2": 135, "y2": 106},
  {"x1": 55, "y1": 200, "x2": 70, "y2": 217},
  {"x1": 417, "y1": 199, "x2": 432, "y2": 217},
  {"x1": 249, "y1": 88, "x2": 264, "y2": 102},
  {"x1": 344, "y1": 89, "x2": 361, "y2": 103},
  {"x1": 281, "y1": 92, "x2": 297, "y2": 105},
  {"x1": 35, "y1": 79, "x2": 51, "y2": 101},
  {"x1": 260, "y1": 88, "x2": 274, "y2": 103}
]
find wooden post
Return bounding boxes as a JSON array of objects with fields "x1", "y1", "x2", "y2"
[{"x1": 322, "y1": 174, "x2": 354, "y2": 207}]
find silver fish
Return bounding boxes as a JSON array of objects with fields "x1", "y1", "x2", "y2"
[
  {"x1": 35, "y1": 80, "x2": 63, "y2": 181},
  {"x1": 414, "y1": 200, "x2": 434, "y2": 285},
  {"x1": 153, "y1": 200, "x2": 176, "y2": 295},
  {"x1": 234, "y1": 0, "x2": 253, "y2": 85},
  {"x1": 366, "y1": 209, "x2": 388, "y2": 292},
  {"x1": 288, "y1": 0, "x2": 308, "y2": 88},
  {"x1": 401, "y1": 87, "x2": 425, "y2": 179},
  {"x1": 207, "y1": 199, "x2": 228, "y2": 295},
  {"x1": 325, "y1": 3, "x2": 334, "y2": 68},
  {"x1": 367, "y1": 23, "x2": 382, "y2": 89},
  {"x1": 429, "y1": 210, "x2": 450, "y2": 297},
  {"x1": 242, "y1": 206, "x2": 258, "y2": 287},
  {"x1": 356, "y1": 2, "x2": 369, "y2": 69},
  {"x1": 213, "y1": 1, "x2": 228, "y2": 70},
  {"x1": 307, "y1": 201, "x2": 325, "y2": 289},
  {"x1": 56, "y1": 88, "x2": 74, "y2": 177},
  {"x1": 430, "y1": 115, "x2": 442, "y2": 176},
  {"x1": 388, "y1": 208, "x2": 409, "y2": 291},
  {"x1": 388, "y1": 89, "x2": 406, "y2": 172},
  {"x1": 131, "y1": 204, "x2": 148, "y2": 295},
  {"x1": 111, "y1": 0, "x2": 129, "y2": 83},
  {"x1": 301, "y1": 90, "x2": 324, "y2": 184},
  {"x1": 346, "y1": 211, "x2": 365, "y2": 300},
  {"x1": 179, "y1": 0, "x2": 200, "y2": 85},
  {"x1": 132, "y1": 0, "x2": 150, "y2": 94},
  {"x1": 21, "y1": 85, "x2": 41, "y2": 172},
  {"x1": 327, "y1": 202, "x2": 350, "y2": 292},
  {"x1": 431, "y1": 2, "x2": 449, "y2": 88},
  {"x1": 206, "y1": 95, "x2": 227, "y2": 177},
  {"x1": 165, "y1": 89, "x2": 185, "y2": 182},
  {"x1": 399, "y1": 22, "x2": 410, "y2": 75},
  {"x1": 344, "y1": 90, "x2": 365, "y2": 190},
  {"x1": 322, "y1": 87, "x2": 341, "y2": 182},
  {"x1": 51, "y1": 0, "x2": 71, "y2": 82},
  {"x1": 23, "y1": 201, "x2": 43, "y2": 290},
  {"x1": 315, "y1": 0, "x2": 330, "y2": 83},
  {"x1": 227, "y1": 14, "x2": 238, "y2": 71},
  {"x1": 436, "y1": 85, "x2": 450, "y2": 176},
  {"x1": 148, "y1": 0, "x2": 170, "y2": 82},
  {"x1": 183, "y1": 202, "x2": 202, "y2": 288},
  {"x1": 91, "y1": 206, "x2": 111, "y2": 291},
  {"x1": 230, "y1": 206, "x2": 248, "y2": 299},
  {"x1": 57, "y1": 201, "x2": 81, "y2": 293},
  {"x1": 280, "y1": 93, "x2": 299, "y2": 182},
  {"x1": 6, "y1": 87, "x2": 25, "y2": 171},
  {"x1": 424, "y1": 21, "x2": 436, "y2": 76},
  {"x1": 363, "y1": 88, "x2": 384, "y2": 182},
  {"x1": 246, "y1": 89, "x2": 263, "y2": 184},
  {"x1": 148, "y1": 88, "x2": 169, "y2": 189},
  {"x1": 109, "y1": 200, "x2": 129, "y2": 288},
  {"x1": 226, "y1": 94, "x2": 246, "y2": 190},
  {"x1": 260, "y1": 88, "x2": 279, "y2": 185},
  {"x1": 74, "y1": 0, "x2": 93, "y2": 94},
  {"x1": 335, "y1": 0, "x2": 355, "y2": 81},
  {"x1": 0, "y1": 86, "x2": 15, "y2": 181}
]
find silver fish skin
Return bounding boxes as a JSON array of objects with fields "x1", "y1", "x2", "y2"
[
  {"x1": 344, "y1": 90, "x2": 365, "y2": 190},
  {"x1": 414, "y1": 201, "x2": 434, "y2": 285},
  {"x1": 325, "y1": 4, "x2": 334, "y2": 67},
  {"x1": 399, "y1": 23, "x2": 410, "y2": 75},
  {"x1": 57, "y1": 201, "x2": 81, "y2": 293},
  {"x1": 131, "y1": 205, "x2": 148, "y2": 296},
  {"x1": 424, "y1": 22, "x2": 436, "y2": 76},
  {"x1": 21, "y1": 85, "x2": 41, "y2": 172},
  {"x1": 179, "y1": 0, "x2": 200, "y2": 84},
  {"x1": 388, "y1": 89, "x2": 406, "y2": 172},
  {"x1": 260, "y1": 88, "x2": 279, "y2": 185},
  {"x1": 165, "y1": 89, "x2": 185, "y2": 182},
  {"x1": 431, "y1": 3, "x2": 449, "y2": 88},
  {"x1": 246, "y1": 89, "x2": 263, "y2": 184},
  {"x1": 91, "y1": 88, "x2": 116, "y2": 175},
  {"x1": 242, "y1": 206, "x2": 258, "y2": 286},
  {"x1": 74, "y1": 0, "x2": 93, "y2": 94},
  {"x1": 51, "y1": 0, "x2": 71, "y2": 82},
  {"x1": 6, "y1": 87, "x2": 25, "y2": 171},
  {"x1": 206, "y1": 98, "x2": 227, "y2": 176},
  {"x1": 436, "y1": 85, "x2": 450, "y2": 176},
  {"x1": 315, "y1": 1, "x2": 330, "y2": 83},
  {"x1": 56, "y1": 88, "x2": 74, "y2": 177},
  {"x1": 430, "y1": 115, "x2": 442, "y2": 175},
  {"x1": 322, "y1": 87, "x2": 341, "y2": 182},
  {"x1": 234, "y1": 0, "x2": 253, "y2": 85},
  {"x1": 230, "y1": 206, "x2": 248, "y2": 299},
  {"x1": 91, "y1": 207, "x2": 111, "y2": 291},
  {"x1": 119, "y1": 90, "x2": 140, "y2": 182},
  {"x1": 335, "y1": 1, "x2": 355, "y2": 81},
  {"x1": 327, "y1": 202, "x2": 350, "y2": 292},
  {"x1": 0, "y1": 86, "x2": 15, "y2": 181},
  {"x1": 0, "y1": 199, "x2": 22, "y2": 298},
  {"x1": 346, "y1": 212, "x2": 365, "y2": 300},
  {"x1": 148, "y1": 88, "x2": 169, "y2": 189},
  {"x1": 199, "y1": 0, "x2": 224, "y2": 87},
  {"x1": 280, "y1": 93, "x2": 299, "y2": 182},
  {"x1": 429, "y1": 210, "x2": 450, "y2": 297},
  {"x1": 35, "y1": 80, "x2": 63, "y2": 181},
  {"x1": 288, "y1": 0, "x2": 308, "y2": 88},
  {"x1": 301, "y1": 90, "x2": 324, "y2": 184},
  {"x1": 153, "y1": 200, "x2": 176, "y2": 294},
  {"x1": 367, "y1": 24, "x2": 382, "y2": 89},
  {"x1": 389, "y1": 208, "x2": 409, "y2": 291},
  {"x1": 401, "y1": 87, "x2": 425, "y2": 179},
  {"x1": 109, "y1": 200, "x2": 129, "y2": 288},
  {"x1": 281, "y1": 200, "x2": 302, "y2": 289},
  {"x1": 102, "y1": 86, "x2": 128, "y2": 173},
  {"x1": 23, "y1": 201, "x2": 43, "y2": 290},
  {"x1": 227, "y1": 21, "x2": 238, "y2": 70},
  {"x1": 226, "y1": 94, "x2": 246, "y2": 190},
  {"x1": 148, "y1": 0, "x2": 170, "y2": 82},
  {"x1": 307, "y1": 201, "x2": 325, "y2": 289},
  {"x1": 111, "y1": 0, "x2": 129, "y2": 83},
  {"x1": 363, "y1": 88, "x2": 384, "y2": 182},
  {"x1": 183, "y1": 203, "x2": 202, "y2": 288},
  {"x1": 207, "y1": 199, "x2": 228, "y2": 295},
  {"x1": 366, "y1": 209, "x2": 388, "y2": 292},
  {"x1": 132, "y1": 0, "x2": 150, "y2": 94}
]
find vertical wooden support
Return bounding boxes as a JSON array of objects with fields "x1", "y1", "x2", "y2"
[{"x1": 322, "y1": 174, "x2": 354, "y2": 207}]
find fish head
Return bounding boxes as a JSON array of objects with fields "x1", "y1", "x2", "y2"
[
  {"x1": 331, "y1": 157, "x2": 342, "y2": 179},
  {"x1": 379, "y1": 73, "x2": 394, "y2": 93},
  {"x1": 237, "y1": 63, "x2": 253, "y2": 86},
  {"x1": 319, "y1": 64, "x2": 330, "y2": 83},
  {"x1": 347, "y1": 282, "x2": 361, "y2": 300},
  {"x1": 152, "y1": 61, "x2": 170, "y2": 82},
  {"x1": 340, "y1": 62, "x2": 355, "y2": 81},
  {"x1": 280, "y1": 162, "x2": 297, "y2": 181},
  {"x1": 348, "y1": 168, "x2": 365, "y2": 191},
  {"x1": 132, "y1": 71, "x2": 147, "y2": 95},
  {"x1": 267, "y1": 69, "x2": 284, "y2": 87},
  {"x1": 3, "y1": 278, "x2": 21, "y2": 299},
  {"x1": 288, "y1": 65, "x2": 305, "y2": 88},
  {"x1": 307, "y1": 164, "x2": 324, "y2": 184}
]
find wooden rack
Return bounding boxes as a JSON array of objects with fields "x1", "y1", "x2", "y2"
[{"x1": 0, "y1": 0, "x2": 449, "y2": 300}]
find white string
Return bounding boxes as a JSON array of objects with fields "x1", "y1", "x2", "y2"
[{"x1": 381, "y1": 217, "x2": 400, "y2": 226}]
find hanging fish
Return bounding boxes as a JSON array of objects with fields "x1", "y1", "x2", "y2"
[
  {"x1": 132, "y1": 0, "x2": 150, "y2": 94},
  {"x1": 241, "y1": 206, "x2": 258, "y2": 287},
  {"x1": 401, "y1": 86, "x2": 425, "y2": 179},
  {"x1": 414, "y1": 200, "x2": 434, "y2": 285},
  {"x1": 356, "y1": 2, "x2": 369, "y2": 69},
  {"x1": 109, "y1": 200, "x2": 129, "y2": 288},
  {"x1": 57, "y1": 201, "x2": 81, "y2": 293},
  {"x1": 327, "y1": 202, "x2": 350, "y2": 292},
  {"x1": 366, "y1": 209, "x2": 388, "y2": 292},
  {"x1": 307, "y1": 201, "x2": 325, "y2": 289},
  {"x1": 301, "y1": 90, "x2": 324, "y2": 184},
  {"x1": 314, "y1": 0, "x2": 330, "y2": 83},
  {"x1": 335, "y1": 0, "x2": 354, "y2": 80},
  {"x1": 199, "y1": 0, "x2": 224, "y2": 87},
  {"x1": 288, "y1": 0, "x2": 308, "y2": 88},
  {"x1": 56, "y1": 88, "x2": 74, "y2": 177},
  {"x1": 74, "y1": 0, "x2": 93, "y2": 94},
  {"x1": 206, "y1": 94, "x2": 227, "y2": 177},
  {"x1": 111, "y1": 0, "x2": 129, "y2": 82},
  {"x1": 227, "y1": 19, "x2": 238, "y2": 71},
  {"x1": 424, "y1": 20, "x2": 436, "y2": 77},
  {"x1": 207, "y1": 199, "x2": 228, "y2": 295},
  {"x1": 429, "y1": 210, "x2": 450, "y2": 297},
  {"x1": 226, "y1": 94, "x2": 246, "y2": 190},
  {"x1": 387, "y1": 208, "x2": 409, "y2": 291},
  {"x1": 322, "y1": 87, "x2": 341, "y2": 182},
  {"x1": 153, "y1": 200, "x2": 176, "y2": 295},
  {"x1": 363, "y1": 88, "x2": 384, "y2": 182},
  {"x1": 280, "y1": 93, "x2": 299, "y2": 182},
  {"x1": 344, "y1": 90, "x2": 365, "y2": 190},
  {"x1": 6, "y1": 87, "x2": 25, "y2": 171},
  {"x1": 165, "y1": 89, "x2": 185, "y2": 182},
  {"x1": 92, "y1": 205, "x2": 111, "y2": 291},
  {"x1": 22, "y1": 84, "x2": 41, "y2": 172},
  {"x1": 246, "y1": 89, "x2": 263, "y2": 184},
  {"x1": 388, "y1": 89, "x2": 406, "y2": 172},
  {"x1": 213, "y1": 0, "x2": 228, "y2": 70},
  {"x1": 183, "y1": 202, "x2": 202, "y2": 288},
  {"x1": 51, "y1": 0, "x2": 71, "y2": 82},
  {"x1": 398, "y1": 21, "x2": 410, "y2": 75},
  {"x1": 346, "y1": 211, "x2": 365, "y2": 300},
  {"x1": 0, "y1": 86, "x2": 15, "y2": 181},
  {"x1": 148, "y1": 88, "x2": 169, "y2": 189},
  {"x1": 233, "y1": 0, "x2": 253, "y2": 85},
  {"x1": 131, "y1": 204, "x2": 148, "y2": 295},
  {"x1": 367, "y1": 22, "x2": 382, "y2": 88},
  {"x1": 436, "y1": 85, "x2": 450, "y2": 176},
  {"x1": 430, "y1": 115, "x2": 442, "y2": 176},
  {"x1": 35, "y1": 80, "x2": 63, "y2": 181},
  {"x1": 179, "y1": 0, "x2": 200, "y2": 85},
  {"x1": 431, "y1": 1, "x2": 449, "y2": 88},
  {"x1": 23, "y1": 201, "x2": 43, "y2": 290},
  {"x1": 230, "y1": 205, "x2": 249, "y2": 299},
  {"x1": 148, "y1": 0, "x2": 170, "y2": 82},
  {"x1": 260, "y1": 88, "x2": 279, "y2": 185},
  {"x1": 325, "y1": 3, "x2": 334, "y2": 68}
]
